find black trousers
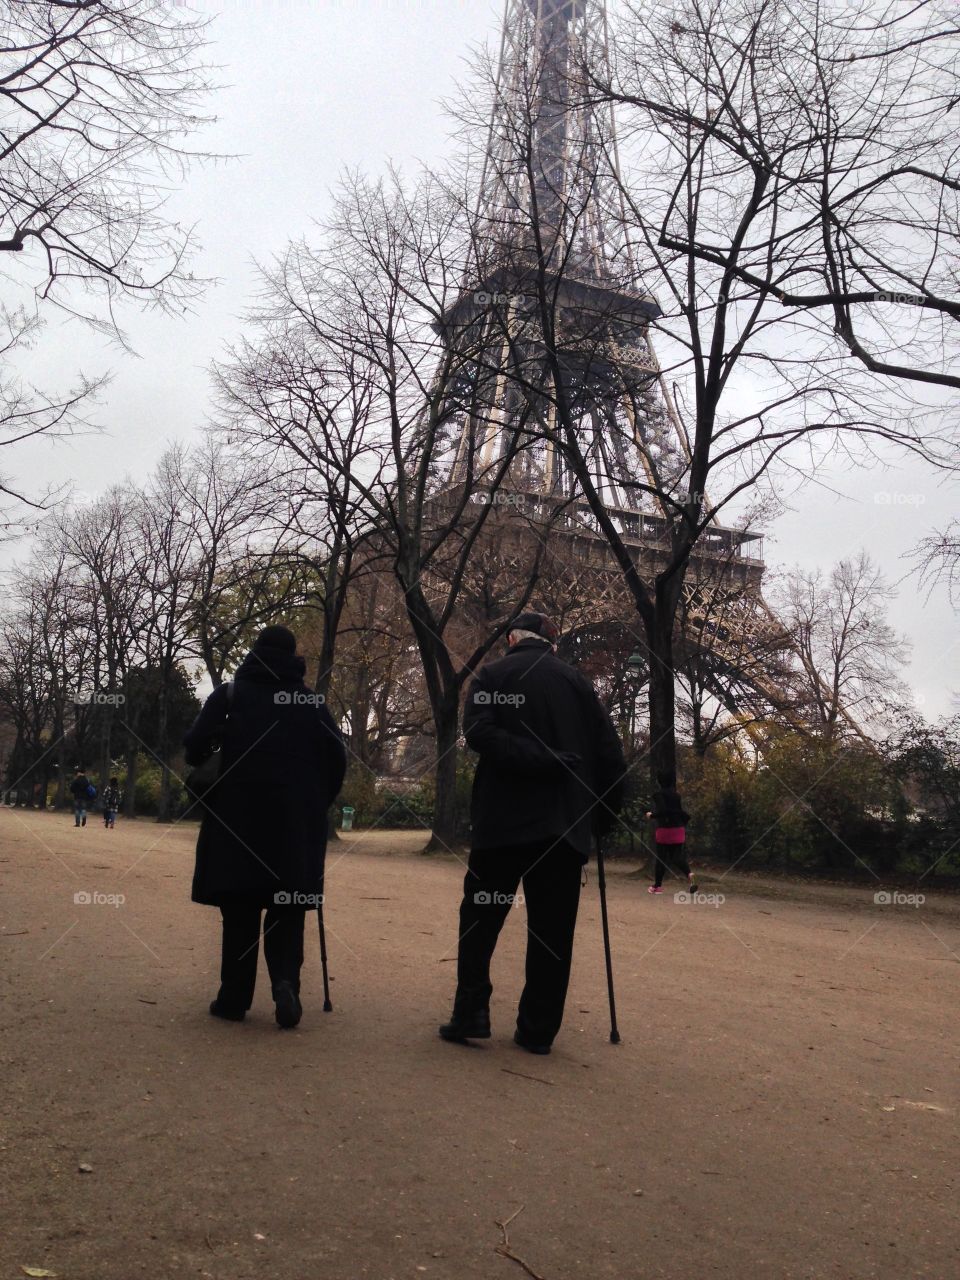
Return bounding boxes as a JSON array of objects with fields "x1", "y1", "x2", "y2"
[
  {"x1": 217, "y1": 903, "x2": 306, "y2": 1012},
  {"x1": 454, "y1": 839, "x2": 583, "y2": 1046},
  {"x1": 653, "y1": 842, "x2": 691, "y2": 888}
]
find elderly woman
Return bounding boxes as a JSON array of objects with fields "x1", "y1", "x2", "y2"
[{"x1": 184, "y1": 625, "x2": 346, "y2": 1028}]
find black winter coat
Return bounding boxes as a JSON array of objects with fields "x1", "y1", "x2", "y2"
[
  {"x1": 69, "y1": 775, "x2": 90, "y2": 801},
  {"x1": 463, "y1": 639, "x2": 626, "y2": 861},
  {"x1": 650, "y1": 787, "x2": 689, "y2": 828},
  {"x1": 183, "y1": 650, "x2": 346, "y2": 908}
]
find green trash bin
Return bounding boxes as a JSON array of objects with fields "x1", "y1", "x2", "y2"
[{"x1": 341, "y1": 805, "x2": 355, "y2": 831}]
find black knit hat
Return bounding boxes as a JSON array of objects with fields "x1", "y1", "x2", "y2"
[
  {"x1": 509, "y1": 612, "x2": 559, "y2": 643},
  {"x1": 253, "y1": 625, "x2": 297, "y2": 655}
]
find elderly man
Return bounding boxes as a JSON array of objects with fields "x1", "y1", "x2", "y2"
[{"x1": 440, "y1": 612, "x2": 626, "y2": 1055}]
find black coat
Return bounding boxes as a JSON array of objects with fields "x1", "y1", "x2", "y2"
[
  {"x1": 183, "y1": 650, "x2": 346, "y2": 908},
  {"x1": 650, "y1": 786, "x2": 689, "y2": 828},
  {"x1": 463, "y1": 639, "x2": 626, "y2": 861}
]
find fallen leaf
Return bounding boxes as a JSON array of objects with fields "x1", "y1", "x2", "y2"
[{"x1": 21, "y1": 1268, "x2": 58, "y2": 1278}]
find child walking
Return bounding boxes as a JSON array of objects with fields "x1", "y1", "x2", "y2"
[
  {"x1": 646, "y1": 771, "x2": 697, "y2": 895},
  {"x1": 102, "y1": 777, "x2": 122, "y2": 829}
]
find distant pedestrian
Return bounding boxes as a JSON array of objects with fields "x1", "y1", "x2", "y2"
[
  {"x1": 183, "y1": 625, "x2": 346, "y2": 1029},
  {"x1": 102, "y1": 777, "x2": 121, "y2": 829},
  {"x1": 69, "y1": 770, "x2": 91, "y2": 827},
  {"x1": 646, "y1": 771, "x2": 696, "y2": 895},
  {"x1": 439, "y1": 612, "x2": 626, "y2": 1056}
]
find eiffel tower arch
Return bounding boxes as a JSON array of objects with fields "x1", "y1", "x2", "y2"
[{"x1": 421, "y1": 0, "x2": 801, "y2": 732}]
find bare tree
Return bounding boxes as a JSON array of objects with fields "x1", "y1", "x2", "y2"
[
  {"x1": 127, "y1": 446, "x2": 205, "y2": 820},
  {"x1": 912, "y1": 518, "x2": 960, "y2": 610},
  {"x1": 0, "y1": 0, "x2": 214, "y2": 320},
  {"x1": 55, "y1": 486, "x2": 145, "y2": 789},
  {"x1": 595, "y1": 0, "x2": 960, "y2": 391},
  {"x1": 217, "y1": 171, "x2": 559, "y2": 848},
  {"x1": 776, "y1": 552, "x2": 911, "y2": 742},
  {"x1": 169, "y1": 441, "x2": 303, "y2": 687},
  {"x1": 445, "y1": 0, "x2": 956, "y2": 791},
  {"x1": 0, "y1": 0, "x2": 214, "y2": 520},
  {"x1": 0, "y1": 305, "x2": 106, "y2": 528}
]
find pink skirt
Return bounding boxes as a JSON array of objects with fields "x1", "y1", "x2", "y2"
[{"x1": 655, "y1": 827, "x2": 686, "y2": 845}]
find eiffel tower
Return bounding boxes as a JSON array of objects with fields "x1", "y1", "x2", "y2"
[{"x1": 414, "y1": 0, "x2": 806, "y2": 728}]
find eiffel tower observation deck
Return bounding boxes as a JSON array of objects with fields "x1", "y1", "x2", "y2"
[{"x1": 433, "y1": 0, "x2": 767, "y2": 593}]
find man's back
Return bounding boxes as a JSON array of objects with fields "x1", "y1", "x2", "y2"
[{"x1": 463, "y1": 639, "x2": 625, "y2": 859}]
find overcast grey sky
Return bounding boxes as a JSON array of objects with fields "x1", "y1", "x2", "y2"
[{"x1": 7, "y1": 0, "x2": 958, "y2": 715}]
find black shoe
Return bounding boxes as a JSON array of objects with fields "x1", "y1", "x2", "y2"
[
  {"x1": 209, "y1": 999, "x2": 245, "y2": 1022},
  {"x1": 438, "y1": 1010, "x2": 491, "y2": 1043},
  {"x1": 274, "y1": 981, "x2": 302, "y2": 1029},
  {"x1": 514, "y1": 1029, "x2": 551, "y2": 1055}
]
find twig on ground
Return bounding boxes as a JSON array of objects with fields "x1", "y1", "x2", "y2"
[
  {"x1": 500, "y1": 1067, "x2": 554, "y2": 1086},
  {"x1": 495, "y1": 1206, "x2": 549, "y2": 1280}
]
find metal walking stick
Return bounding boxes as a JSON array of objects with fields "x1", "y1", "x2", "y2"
[
  {"x1": 595, "y1": 835, "x2": 621, "y2": 1044},
  {"x1": 317, "y1": 900, "x2": 333, "y2": 1012}
]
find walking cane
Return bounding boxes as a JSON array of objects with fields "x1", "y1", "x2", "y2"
[
  {"x1": 317, "y1": 901, "x2": 333, "y2": 1012},
  {"x1": 595, "y1": 835, "x2": 621, "y2": 1044}
]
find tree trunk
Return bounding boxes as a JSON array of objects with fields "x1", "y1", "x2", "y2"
[
  {"x1": 426, "y1": 697, "x2": 460, "y2": 852},
  {"x1": 98, "y1": 706, "x2": 113, "y2": 793},
  {"x1": 124, "y1": 747, "x2": 138, "y2": 817},
  {"x1": 156, "y1": 672, "x2": 171, "y2": 822},
  {"x1": 55, "y1": 733, "x2": 68, "y2": 808},
  {"x1": 646, "y1": 605, "x2": 678, "y2": 788}
]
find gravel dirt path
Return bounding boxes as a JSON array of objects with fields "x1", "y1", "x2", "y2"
[{"x1": 1, "y1": 809, "x2": 957, "y2": 1279}]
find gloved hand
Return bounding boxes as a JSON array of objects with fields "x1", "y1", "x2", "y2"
[{"x1": 553, "y1": 750, "x2": 582, "y2": 771}]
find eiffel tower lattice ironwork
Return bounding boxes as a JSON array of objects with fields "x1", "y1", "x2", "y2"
[{"x1": 428, "y1": 0, "x2": 805, "y2": 725}]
